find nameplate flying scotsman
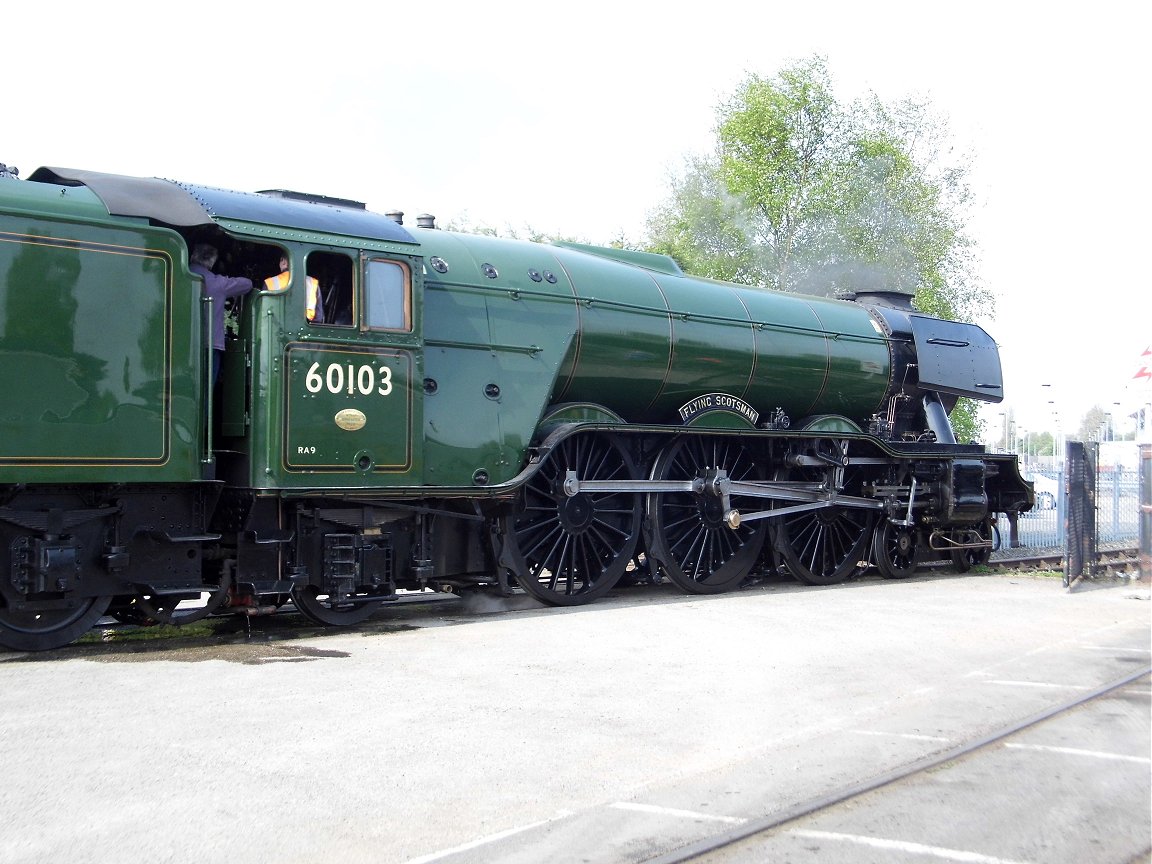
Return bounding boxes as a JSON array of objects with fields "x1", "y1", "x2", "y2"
[{"x1": 678, "y1": 393, "x2": 760, "y2": 426}]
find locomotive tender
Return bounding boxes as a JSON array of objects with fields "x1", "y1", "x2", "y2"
[{"x1": 0, "y1": 165, "x2": 1032, "y2": 651}]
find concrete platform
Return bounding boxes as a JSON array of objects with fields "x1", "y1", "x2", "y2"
[{"x1": 1, "y1": 572, "x2": 1148, "y2": 864}]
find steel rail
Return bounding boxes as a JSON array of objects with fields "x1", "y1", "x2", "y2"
[{"x1": 642, "y1": 664, "x2": 1152, "y2": 864}]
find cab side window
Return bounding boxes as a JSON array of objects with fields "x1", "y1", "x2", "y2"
[
  {"x1": 306, "y1": 252, "x2": 355, "y2": 326},
  {"x1": 365, "y1": 259, "x2": 411, "y2": 331}
]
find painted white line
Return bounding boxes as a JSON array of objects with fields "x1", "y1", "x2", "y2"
[
  {"x1": 960, "y1": 622, "x2": 1144, "y2": 679},
  {"x1": 611, "y1": 802, "x2": 745, "y2": 825},
  {"x1": 853, "y1": 729, "x2": 951, "y2": 743},
  {"x1": 988, "y1": 680, "x2": 1092, "y2": 690},
  {"x1": 401, "y1": 811, "x2": 571, "y2": 864},
  {"x1": 1004, "y1": 743, "x2": 1151, "y2": 764},
  {"x1": 790, "y1": 829, "x2": 1034, "y2": 864}
]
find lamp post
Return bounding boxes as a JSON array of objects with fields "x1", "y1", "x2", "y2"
[{"x1": 1044, "y1": 395, "x2": 1062, "y2": 468}]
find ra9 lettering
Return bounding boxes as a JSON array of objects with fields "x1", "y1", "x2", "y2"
[{"x1": 305, "y1": 361, "x2": 393, "y2": 396}]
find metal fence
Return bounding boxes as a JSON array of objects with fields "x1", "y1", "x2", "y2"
[{"x1": 995, "y1": 467, "x2": 1145, "y2": 551}]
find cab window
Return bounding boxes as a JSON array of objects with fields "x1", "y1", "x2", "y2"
[
  {"x1": 306, "y1": 251, "x2": 355, "y2": 326},
  {"x1": 365, "y1": 259, "x2": 411, "y2": 331}
]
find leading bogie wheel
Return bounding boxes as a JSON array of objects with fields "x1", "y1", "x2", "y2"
[
  {"x1": 873, "y1": 520, "x2": 920, "y2": 579},
  {"x1": 950, "y1": 524, "x2": 993, "y2": 573}
]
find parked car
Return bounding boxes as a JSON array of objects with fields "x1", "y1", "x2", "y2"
[{"x1": 1027, "y1": 473, "x2": 1058, "y2": 510}]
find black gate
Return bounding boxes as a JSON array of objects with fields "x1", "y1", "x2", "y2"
[
  {"x1": 1141, "y1": 443, "x2": 1151, "y2": 581},
  {"x1": 1063, "y1": 441, "x2": 1097, "y2": 587}
]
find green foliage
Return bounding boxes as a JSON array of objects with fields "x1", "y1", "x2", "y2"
[
  {"x1": 646, "y1": 57, "x2": 996, "y2": 441},
  {"x1": 645, "y1": 155, "x2": 760, "y2": 283},
  {"x1": 716, "y1": 57, "x2": 841, "y2": 285},
  {"x1": 949, "y1": 398, "x2": 982, "y2": 445},
  {"x1": 645, "y1": 56, "x2": 992, "y2": 324},
  {"x1": 1011, "y1": 429, "x2": 1054, "y2": 457}
]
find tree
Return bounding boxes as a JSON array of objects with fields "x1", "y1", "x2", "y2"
[
  {"x1": 647, "y1": 57, "x2": 841, "y2": 294},
  {"x1": 645, "y1": 57, "x2": 991, "y2": 441},
  {"x1": 1077, "y1": 405, "x2": 1110, "y2": 442},
  {"x1": 1031, "y1": 430, "x2": 1055, "y2": 458}
]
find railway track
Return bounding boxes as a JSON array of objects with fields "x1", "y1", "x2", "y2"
[
  {"x1": 60, "y1": 544, "x2": 1142, "y2": 652},
  {"x1": 985, "y1": 545, "x2": 1142, "y2": 581},
  {"x1": 644, "y1": 665, "x2": 1152, "y2": 864}
]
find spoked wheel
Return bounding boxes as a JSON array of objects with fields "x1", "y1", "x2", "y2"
[
  {"x1": 0, "y1": 595, "x2": 112, "y2": 652},
  {"x1": 773, "y1": 459, "x2": 874, "y2": 586},
  {"x1": 501, "y1": 432, "x2": 641, "y2": 606},
  {"x1": 873, "y1": 520, "x2": 920, "y2": 579},
  {"x1": 777, "y1": 505, "x2": 873, "y2": 585},
  {"x1": 645, "y1": 436, "x2": 767, "y2": 594},
  {"x1": 950, "y1": 523, "x2": 993, "y2": 573},
  {"x1": 291, "y1": 586, "x2": 386, "y2": 627}
]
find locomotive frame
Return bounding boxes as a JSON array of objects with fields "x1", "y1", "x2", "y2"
[{"x1": 0, "y1": 166, "x2": 1032, "y2": 651}]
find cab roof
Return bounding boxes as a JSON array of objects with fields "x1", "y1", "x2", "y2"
[{"x1": 27, "y1": 166, "x2": 417, "y2": 245}]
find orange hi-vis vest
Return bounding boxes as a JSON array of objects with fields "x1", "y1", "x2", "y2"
[{"x1": 264, "y1": 271, "x2": 321, "y2": 320}]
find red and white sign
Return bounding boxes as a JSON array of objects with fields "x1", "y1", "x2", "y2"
[{"x1": 1134, "y1": 346, "x2": 1151, "y2": 381}]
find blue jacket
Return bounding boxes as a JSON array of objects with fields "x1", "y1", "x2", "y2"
[{"x1": 191, "y1": 264, "x2": 253, "y2": 350}]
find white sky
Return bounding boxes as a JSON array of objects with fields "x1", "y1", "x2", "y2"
[{"x1": 4, "y1": 0, "x2": 1148, "y2": 440}]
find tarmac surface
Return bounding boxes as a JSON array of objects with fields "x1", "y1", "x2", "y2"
[{"x1": 1, "y1": 571, "x2": 1148, "y2": 864}]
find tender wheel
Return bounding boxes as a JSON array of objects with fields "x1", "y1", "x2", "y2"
[
  {"x1": 645, "y1": 436, "x2": 767, "y2": 594},
  {"x1": 773, "y1": 459, "x2": 873, "y2": 586},
  {"x1": 291, "y1": 586, "x2": 385, "y2": 626},
  {"x1": 873, "y1": 521, "x2": 920, "y2": 579},
  {"x1": 0, "y1": 595, "x2": 112, "y2": 652},
  {"x1": 501, "y1": 433, "x2": 641, "y2": 606},
  {"x1": 950, "y1": 524, "x2": 993, "y2": 573}
]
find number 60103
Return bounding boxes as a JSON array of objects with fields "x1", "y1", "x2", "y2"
[{"x1": 305, "y1": 361, "x2": 393, "y2": 397}]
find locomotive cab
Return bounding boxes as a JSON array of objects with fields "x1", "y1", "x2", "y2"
[{"x1": 200, "y1": 233, "x2": 426, "y2": 491}]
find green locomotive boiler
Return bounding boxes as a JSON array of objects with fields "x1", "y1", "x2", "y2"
[{"x1": 0, "y1": 165, "x2": 1032, "y2": 651}]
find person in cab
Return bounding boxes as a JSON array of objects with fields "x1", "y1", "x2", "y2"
[
  {"x1": 191, "y1": 243, "x2": 254, "y2": 383},
  {"x1": 265, "y1": 254, "x2": 323, "y2": 323}
]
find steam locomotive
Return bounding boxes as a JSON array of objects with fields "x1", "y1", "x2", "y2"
[{"x1": 0, "y1": 165, "x2": 1032, "y2": 651}]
